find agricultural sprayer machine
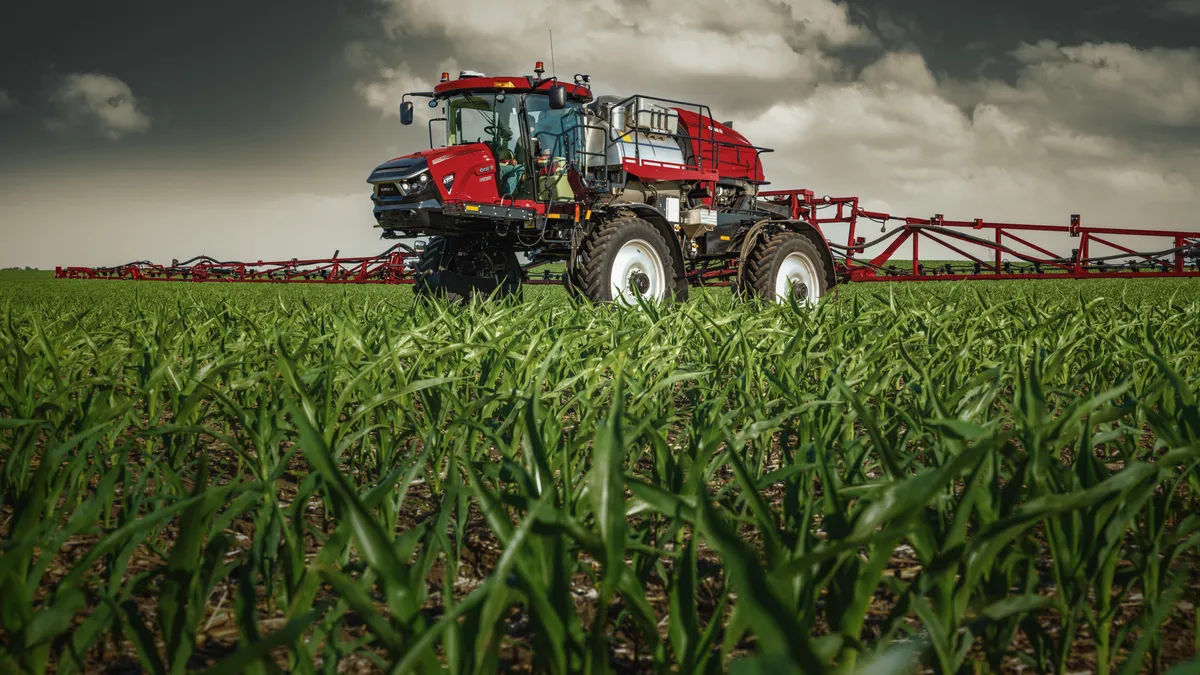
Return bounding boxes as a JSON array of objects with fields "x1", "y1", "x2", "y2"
[{"x1": 56, "y1": 62, "x2": 1200, "y2": 303}]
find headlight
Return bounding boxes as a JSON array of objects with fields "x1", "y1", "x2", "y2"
[
  {"x1": 407, "y1": 169, "x2": 430, "y2": 187},
  {"x1": 389, "y1": 170, "x2": 432, "y2": 197}
]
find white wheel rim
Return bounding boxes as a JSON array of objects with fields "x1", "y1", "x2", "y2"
[
  {"x1": 775, "y1": 252, "x2": 820, "y2": 305},
  {"x1": 610, "y1": 238, "x2": 667, "y2": 306}
]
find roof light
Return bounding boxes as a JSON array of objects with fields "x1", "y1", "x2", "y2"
[
  {"x1": 534, "y1": 61, "x2": 545, "y2": 77},
  {"x1": 440, "y1": 71, "x2": 449, "y2": 82}
]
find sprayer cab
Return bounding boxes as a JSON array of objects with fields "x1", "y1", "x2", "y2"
[{"x1": 369, "y1": 67, "x2": 593, "y2": 237}]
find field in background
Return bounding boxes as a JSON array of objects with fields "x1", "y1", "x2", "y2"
[{"x1": 1, "y1": 271, "x2": 1198, "y2": 674}]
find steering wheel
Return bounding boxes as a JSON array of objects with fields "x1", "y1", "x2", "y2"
[{"x1": 484, "y1": 124, "x2": 511, "y2": 142}]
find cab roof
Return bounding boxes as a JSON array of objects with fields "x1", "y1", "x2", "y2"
[{"x1": 432, "y1": 75, "x2": 592, "y2": 102}]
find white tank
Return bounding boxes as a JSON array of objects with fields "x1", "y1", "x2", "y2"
[
  {"x1": 581, "y1": 97, "x2": 687, "y2": 172},
  {"x1": 608, "y1": 130, "x2": 687, "y2": 167}
]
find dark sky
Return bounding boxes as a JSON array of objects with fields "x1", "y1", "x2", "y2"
[
  {"x1": 1, "y1": 0, "x2": 381, "y2": 180},
  {"x1": 2, "y1": 0, "x2": 1198, "y2": 267},
  {"x1": 851, "y1": 0, "x2": 1200, "y2": 71}
]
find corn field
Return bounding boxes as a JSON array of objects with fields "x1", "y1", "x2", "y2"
[{"x1": 1, "y1": 271, "x2": 1198, "y2": 674}]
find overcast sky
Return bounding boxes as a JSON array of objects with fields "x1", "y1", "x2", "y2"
[{"x1": 2, "y1": 0, "x2": 1199, "y2": 268}]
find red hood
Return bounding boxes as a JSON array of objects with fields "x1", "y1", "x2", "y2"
[
  {"x1": 383, "y1": 143, "x2": 500, "y2": 203},
  {"x1": 395, "y1": 144, "x2": 481, "y2": 162}
]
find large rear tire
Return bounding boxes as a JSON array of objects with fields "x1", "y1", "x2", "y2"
[
  {"x1": 743, "y1": 232, "x2": 829, "y2": 305},
  {"x1": 572, "y1": 216, "x2": 678, "y2": 306},
  {"x1": 413, "y1": 236, "x2": 523, "y2": 303}
]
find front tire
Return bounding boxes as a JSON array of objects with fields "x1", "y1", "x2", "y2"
[
  {"x1": 744, "y1": 232, "x2": 829, "y2": 305},
  {"x1": 573, "y1": 216, "x2": 678, "y2": 306},
  {"x1": 413, "y1": 236, "x2": 523, "y2": 303}
]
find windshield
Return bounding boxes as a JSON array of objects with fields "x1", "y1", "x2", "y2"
[
  {"x1": 445, "y1": 93, "x2": 521, "y2": 161},
  {"x1": 440, "y1": 91, "x2": 585, "y2": 202}
]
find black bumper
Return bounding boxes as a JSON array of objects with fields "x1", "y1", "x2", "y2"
[
  {"x1": 373, "y1": 199, "x2": 542, "y2": 238},
  {"x1": 373, "y1": 198, "x2": 442, "y2": 231}
]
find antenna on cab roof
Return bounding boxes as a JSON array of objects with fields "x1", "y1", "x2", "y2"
[{"x1": 549, "y1": 30, "x2": 557, "y2": 78}]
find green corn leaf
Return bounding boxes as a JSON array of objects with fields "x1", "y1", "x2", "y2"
[
  {"x1": 284, "y1": 395, "x2": 420, "y2": 625},
  {"x1": 318, "y1": 567, "x2": 405, "y2": 657},
  {"x1": 592, "y1": 364, "x2": 628, "y2": 602},
  {"x1": 668, "y1": 534, "x2": 700, "y2": 669},
  {"x1": 198, "y1": 609, "x2": 322, "y2": 675},
  {"x1": 22, "y1": 586, "x2": 86, "y2": 649},
  {"x1": 696, "y1": 491, "x2": 825, "y2": 673}
]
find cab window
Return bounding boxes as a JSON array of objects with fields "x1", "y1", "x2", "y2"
[
  {"x1": 524, "y1": 95, "x2": 583, "y2": 161},
  {"x1": 445, "y1": 93, "x2": 521, "y2": 163}
]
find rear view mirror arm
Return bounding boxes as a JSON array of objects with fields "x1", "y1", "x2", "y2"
[{"x1": 400, "y1": 92, "x2": 437, "y2": 125}]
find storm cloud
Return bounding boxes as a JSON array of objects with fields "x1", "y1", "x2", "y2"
[{"x1": 49, "y1": 73, "x2": 152, "y2": 140}]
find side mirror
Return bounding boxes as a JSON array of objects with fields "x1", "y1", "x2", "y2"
[
  {"x1": 400, "y1": 101, "x2": 414, "y2": 125},
  {"x1": 548, "y1": 85, "x2": 566, "y2": 110}
]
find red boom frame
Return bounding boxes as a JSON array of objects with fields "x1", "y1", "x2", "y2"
[
  {"x1": 53, "y1": 245, "x2": 564, "y2": 285},
  {"x1": 754, "y1": 190, "x2": 1200, "y2": 282},
  {"x1": 54, "y1": 191, "x2": 1200, "y2": 286}
]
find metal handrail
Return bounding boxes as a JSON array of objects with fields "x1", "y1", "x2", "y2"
[
  {"x1": 609, "y1": 94, "x2": 715, "y2": 174},
  {"x1": 607, "y1": 94, "x2": 773, "y2": 182},
  {"x1": 539, "y1": 93, "x2": 778, "y2": 195}
]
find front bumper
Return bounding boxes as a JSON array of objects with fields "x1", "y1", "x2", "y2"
[
  {"x1": 369, "y1": 155, "x2": 444, "y2": 233},
  {"x1": 373, "y1": 197, "x2": 443, "y2": 231}
]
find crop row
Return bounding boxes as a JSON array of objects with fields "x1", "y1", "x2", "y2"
[{"x1": 1, "y1": 276, "x2": 1198, "y2": 673}]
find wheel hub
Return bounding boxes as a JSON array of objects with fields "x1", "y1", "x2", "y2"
[
  {"x1": 776, "y1": 251, "x2": 819, "y2": 305},
  {"x1": 628, "y1": 270, "x2": 651, "y2": 295},
  {"x1": 609, "y1": 237, "x2": 667, "y2": 306}
]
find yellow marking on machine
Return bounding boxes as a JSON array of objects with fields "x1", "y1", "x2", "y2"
[
  {"x1": 720, "y1": 235, "x2": 731, "y2": 241},
  {"x1": 465, "y1": 205, "x2": 480, "y2": 212}
]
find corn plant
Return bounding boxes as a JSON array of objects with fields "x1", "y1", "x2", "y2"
[{"x1": 0, "y1": 270, "x2": 1197, "y2": 674}]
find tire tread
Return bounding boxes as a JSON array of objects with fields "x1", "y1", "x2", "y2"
[
  {"x1": 744, "y1": 232, "x2": 829, "y2": 302},
  {"x1": 571, "y1": 216, "x2": 674, "y2": 302}
]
